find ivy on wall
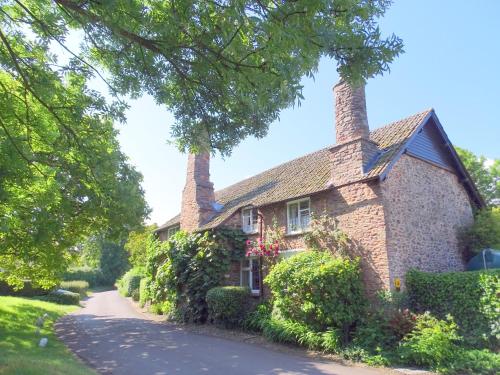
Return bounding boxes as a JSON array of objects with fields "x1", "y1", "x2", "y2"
[{"x1": 144, "y1": 228, "x2": 246, "y2": 322}]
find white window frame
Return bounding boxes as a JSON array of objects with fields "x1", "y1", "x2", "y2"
[
  {"x1": 241, "y1": 207, "x2": 258, "y2": 234},
  {"x1": 286, "y1": 197, "x2": 311, "y2": 234},
  {"x1": 166, "y1": 225, "x2": 180, "y2": 238},
  {"x1": 240, "y1": 258, "x2": 260, "y2": 295}
]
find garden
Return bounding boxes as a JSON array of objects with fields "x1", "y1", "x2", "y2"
[{"x1": 115, "y1": 212, "x2": 500, "y2": 375}]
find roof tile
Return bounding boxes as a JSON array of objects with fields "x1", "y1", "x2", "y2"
[{"x1": 157, "y1": 109, "x2": 432, "y2": 232}]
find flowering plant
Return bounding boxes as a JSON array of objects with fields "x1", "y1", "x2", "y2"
[
  {"x1": 245, "y1": 216, "x2": 284, "y2": 257},
  {"x1": 245, "y1": 238, "x2": 280, "y2": 257}
]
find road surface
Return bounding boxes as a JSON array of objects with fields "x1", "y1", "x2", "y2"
[{"x1": 56, "y1": 289, "x2": 401, "y2": 375}]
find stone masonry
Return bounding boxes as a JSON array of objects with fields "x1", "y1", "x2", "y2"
[
  {"x1": 164, "y1": 78, "x2": 478, "y2": 298},
  {"x1": 382, "y1": 154, "x2": 474, "y2": 288},
  {"x1": 180, "y1": 152, "x2": 215, "y2": 231}
]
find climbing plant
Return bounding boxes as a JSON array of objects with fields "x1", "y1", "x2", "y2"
[{"x1": 145, "y1": 228, "x2": 246, "y2": 322}]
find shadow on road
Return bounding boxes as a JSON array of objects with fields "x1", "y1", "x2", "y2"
[{"x1": 56, "y1": 313, "x2": 370, "y2": 375}]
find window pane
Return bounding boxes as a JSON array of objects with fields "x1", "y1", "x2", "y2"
[
  {"x1": 242, "y1": 259, "x2": 250, "y2": 268},
  {"x1": 288, "y1": 203, "x2": 299, "y2": 231},
  {"x1": 299, "y1": 200, "x2": 309, "y2": 211},
  {"x1": 241, "y1": 270, "x2": 250, "y2": 287},
  {"x1": 300, "y1": 213, "x2": 311, "y2": 229},
  {"x1": 251, "y1": 260, "x2": 260, "y2": 291}
]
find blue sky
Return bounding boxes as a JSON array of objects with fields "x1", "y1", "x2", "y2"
[{"x1": 112, "y1": 1, "x2": 500, "y2": 225}]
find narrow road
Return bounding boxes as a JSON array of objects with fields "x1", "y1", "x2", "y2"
[{"x1": 56, "y1": 290, "x2": 398, "y2": 375}]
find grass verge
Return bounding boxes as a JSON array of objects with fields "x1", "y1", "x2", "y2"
[{"x1": 0, "y1": 296, "x2": 95, "y2": 375}]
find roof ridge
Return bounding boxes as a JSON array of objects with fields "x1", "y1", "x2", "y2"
[{"x1": 157, "y1": 108, "x2": 435, "y2": 230}]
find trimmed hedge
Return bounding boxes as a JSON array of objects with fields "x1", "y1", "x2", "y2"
[
  {"x1": 63, "y1": 267, "x2": 107, "y2": 287},
  {"x1": 406, "y1": 269, "x2": 500, "y2": 346},
  {"x1": 206, "y1": 286, "x2": 251, "y2": 327},
  {"x1": 0, "y1": 280, "x2": 49, "y2": 297},
  {"x1": 60, "y1": 280, "x2": 89, "y2": 296},
  {"x1": 117, "y1": 269, "x2": 143, "y2": 298},
  {"x1": 36, "y1": 289, "x2": 80, "y2": 305}
]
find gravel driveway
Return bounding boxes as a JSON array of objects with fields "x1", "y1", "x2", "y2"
[{"x1": 56, "y1": 290, "x2": 401, "y2": 375}]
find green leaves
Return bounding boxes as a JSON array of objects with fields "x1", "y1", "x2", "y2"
[
  {"x1": 3, "y1": 0, "x2": 402, "y2": 156},
  {"x1": 455, "y1": 147, "x2": 500, "y2": 206},
  {"x1": 265, "y1": 251, "x2": 365, "y2": 335},
  {"x1": 144, "y1": 228, "x2": 246, "y2": 323}
]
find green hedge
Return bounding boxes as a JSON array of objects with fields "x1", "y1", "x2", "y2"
[
  {"x1": 59, "y1": 280, "x2": 89, "y2": 297},
  {"x1": 63, "y1": 267, "x2": 107, "y2": 287},
  {"x1": 206, "y1": 286, "x2": 251, "y2": 327},
  {"x1": 406, "y1": 269, "x2": 500, "y2": 346},
  {"x1": 265, "y1": 251, "x2": 365, "y2": 337},
  {"x1": 0, "y1": 280, "x2": 49, "y2": 297},
  {"x1": 36, "y1": 289, "x2": 80, "y2": 305},
  {"x1": 139, "y1": 278, "x2": 150, "y2": 307},
  {"x1": 117, "y1": 269, "x2": 143, "y2": 298}
]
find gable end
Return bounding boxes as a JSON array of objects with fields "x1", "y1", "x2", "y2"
[{"x1": 406, "y1": 119, "x2": 455, "y2": 170}]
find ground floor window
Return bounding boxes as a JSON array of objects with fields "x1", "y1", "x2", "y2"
[{"x1": 240, "y1": 258, "x2": 260, "y2": 295}]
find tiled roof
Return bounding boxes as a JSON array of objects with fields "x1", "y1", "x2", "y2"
[{"x1": 157, "y1": 109, "x2": 433, "y2": 232}]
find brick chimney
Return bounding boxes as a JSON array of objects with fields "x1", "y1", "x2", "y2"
[
  {"x1": 329, "y1": 79, "x2": 379, "y2": 187},
  {"x1": 180, "y1": 152, "x2": 216, "y2": 231}
]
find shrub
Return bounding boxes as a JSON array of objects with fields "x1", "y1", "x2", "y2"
[
  {"x1": 37, "y1": 289, "x2": 80, "y2": 305},
  {"x1": 131, "y1": 289, "x2": 140, "y2": 301},
  {"x1": 63, "y1": 267, "x2": 107, "y2": 287},
  {"x1": 448, "y1": 349, "x2": 500, "y2": 375},
  {"x1": 399, "y1": 312, "x2": 461, "y2": 370},
  {"x1": 150, "y1": 300, "x2": 175, "y2": 316},
  {"x1": 461, "y1": 207, "x2": 500, "y2": 256},
  {"x1": 145, "y1": 229, "x2": 246, "y2": 323},
  {"x1": 265, "y1": 251, "x2": 365, "y2": 338},
  {"x1": 117, "y1": 269, "x2": 143, "y2": 297},
  {"x1": 206, "y1": 286, "x2": 251, "y2": 327},
  {"x1": 243, "y1": 303, "x2": 272, "y2": 332},
  {"x1": 59, "y1": 281, "x2": 89, "y2": 297},
  {"x1": 0, "y1": 280, "x2": 49, "y2": 297},
  {"x1": 139, "y1": 278, "x2": 150, "y2": 307},
  {"x1": 406, "y1": 269, "x2": 500, "y2": 346}
]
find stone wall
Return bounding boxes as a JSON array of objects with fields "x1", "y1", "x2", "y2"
[
  {"x1": 222, "y1": 180, "x2": 391, "y2": 295},
  {"x1": 381, "y1": 154, "x2": 474, "y2": 288}
]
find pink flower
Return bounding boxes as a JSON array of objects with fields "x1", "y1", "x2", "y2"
[{"x1": 246, "y1": 240, "x2": 251, "y2": 245}]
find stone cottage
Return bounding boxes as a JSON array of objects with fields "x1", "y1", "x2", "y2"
[{"x1": 156, "y1": 80, "x2": 484, "y2": 295}]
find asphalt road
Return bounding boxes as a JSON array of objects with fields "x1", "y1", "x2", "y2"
[{"x1": 56, "y1": 290, "x2": 398, "y2": 375}]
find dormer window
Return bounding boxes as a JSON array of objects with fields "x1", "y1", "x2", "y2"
[
  {"x1": 242, "y1": 207, "x2": 258, "y2": 234},
  {"x1": 287, "y1": 198, "x2": 311, "y2": 234}
]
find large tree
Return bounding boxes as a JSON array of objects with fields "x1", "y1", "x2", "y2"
[
  {"x1": 1, "y1": 0, "x2": 403, "y2": 155},
  {"x1": 456, "y1": 147, "x2": 500, "y2": 206},
  {"x1": 0, "y1": 70, "x2": 149, "y2": 287},
  {"x1": 0, "y1": 0, "x2": 401, "y2": 286}
]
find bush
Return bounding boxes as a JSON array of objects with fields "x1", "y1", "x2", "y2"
[
  {"x1": 399, "y1": 312, "x2": 461, "y2": 370},
  {"x1": 150, "y1": 300, "x2": 174, "y2": 316},
  {"x1": 145, "y1": 229, "x2": 246, "y2": 323},
  {"x1": 243, "y1": 303, "x2": 272, "y2": 332},
  {"x1": 265, "y1": 251, "x2": 365, "y2": 338},
  {"x1": 139, "y1": 278, "x2": 150, "y2": 307},
  {"x1": 406, "y1": 269, "x2": 500, "y2": 346},
  {"x1": 131, "y1": 289, "x2": 140, "y2": 301},
  {"x1": 448, "y1": 349, "x2": 500, "y2": 375},
  {"x1": 63, "y1": 267, "x2": 107, "y2": 287},
  {"x1": 117, "y1": 269, "x2": 143, "y2": 297},
  {"x1": 59, "y1": 281, "x2": 89, "y2": 297},
  {"x1": 0, "y1": 280, "x2": 49, "y2": 297},
  {"x1": 206, "y1": 286, "x2": 251, "y2": 327},
  {"x1": 461, "y1": 207, "x2": 500, "y2": 256},
  {"x1": 37, "y1": 289, "x2": 80, "y2": 305}
]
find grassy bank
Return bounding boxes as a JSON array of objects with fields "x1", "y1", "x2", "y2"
[{"x1": 0, "y1": 296, "x2": 95, "y2": 375}]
